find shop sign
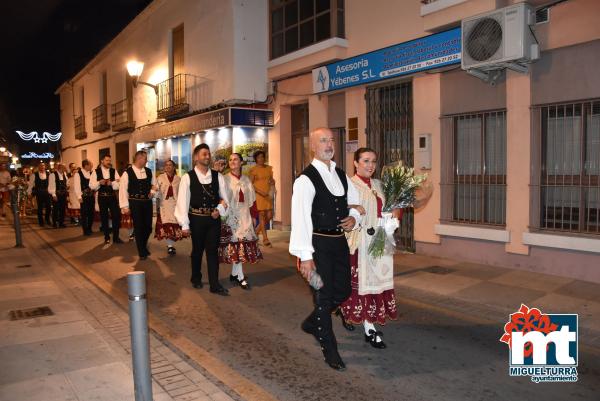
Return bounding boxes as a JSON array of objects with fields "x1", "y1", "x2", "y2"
[
  {"x1": 196, "y1": 108, "x2": 230, "y2": 131},
  {"x1": 312, "y1": 27, "x2": 461, "y2": 94}
]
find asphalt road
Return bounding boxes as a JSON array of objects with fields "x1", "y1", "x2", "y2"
[{"x1": 36, "y1": 226, "x2": 600, "y2": 401}]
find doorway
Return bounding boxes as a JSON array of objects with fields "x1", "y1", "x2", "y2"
[
  {"x1": 115, "y1": 141, "x2": 130, "y2": 175},
  {"x1": 366, "y1": 80, "x2": 414, "y2": 251}
]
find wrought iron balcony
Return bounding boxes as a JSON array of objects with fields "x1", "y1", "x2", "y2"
[
  {"x1": 74, "y1": 115, "x2": 87, "y2": 140},
  {"x1": 111, "y1": 98, "x2": 135, "y2": 132},
  {"x1": 157, "y1": 74, "x2": 190, "y2": 119},
  {"x1": 92, "y1": 104, "x2": 110, "y2": 133}
]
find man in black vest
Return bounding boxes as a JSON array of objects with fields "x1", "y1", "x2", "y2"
[
  {"x1": 289, "y1": 127, "x2": 362, "y2": 371},
  {"x1": 119, "y1": 151, "x2": 156, "y2": 260},
  {"x1": 27, "y1": 161, "x2": 52, "y2": 226},
  {"x1": 74, "y1": 159, "x2": 95, "y2": 235},
  {"x1": 49, "y1": 163, "x2": 69, "y2": 228},
  {"x1": 175, "y1": 143, "x2": 230, "y2": 295},
  {"x1": 90, "y1": 154, "x2": 123, "y2": 244}
]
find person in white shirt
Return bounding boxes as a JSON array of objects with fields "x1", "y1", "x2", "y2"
[
  {"x1": 90, "y1": 154, "x2": 122, "y2": 244},
  {"x1": 175, "y1": 143, "x2": 230, "y2": 295},
  {"x1": 119, "y1": 151, "x2": 157, "y2": 260},
  {"x1": 48, "y1": 163, "x2": 69, "y2": 228},
  {"x1": 155, "y1": 159, "x2": 183, "y2": 255},
  {"x1": 289, "y1": 127, "x2": 362, "y2": 371},
  {"x1": 28, "y1": 161, "x2": 52, "y2": 226},
  {"x1": 74, "y1": 159, "x2": 95, "y2": 235},
  {"x1": 66, "y1": 163, "x2": 80, "y2": 224},
  {"x1": 0, "y1": 163, "x2": 12, "y2": 218}
]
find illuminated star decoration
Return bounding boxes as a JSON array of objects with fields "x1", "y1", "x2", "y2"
[{"x1": 16, "y1": 131, "x2": 62, "y2": 143}]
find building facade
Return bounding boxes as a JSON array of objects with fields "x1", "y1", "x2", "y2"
[
  {"x1": 267, "y1": 0, "x2": 600, "y2": 282},
  {"x1": 56, "y1": 0, "x2": 271, "y2": 176}
]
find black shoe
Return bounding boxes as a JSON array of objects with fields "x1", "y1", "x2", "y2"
[
  {"x1": 323, "y1": 349, "x2": 346, "y2": 371},
  {"x1": 84, "y1": 231, "x2": 92, "y2": 236},
  {"x1": 113, "y1": 238, "x2": 124, "y2": 244},
  {"x1": 238, "y1": 277, "x2": 250, "y2": 290},
  {"x1": 210, "y1": 287, "x2": 230, "y2": 296},
  {"x1": 335, "y1": 309, "x2": 355, "y2": 332},
  {"x1": 129, "y1": 233, "x2": 134, "y2": 240},
  {"x1": 104, "y1": 238, "x2": 111, "y2": 244},
  {"x1": 167, "y1": 246, "x2": 176, "y2": 255},
  {"x1": 192, "y1": 282, "x2": 204, "y2": 289},
  {"x1": 365, "y1": 329, "x2": 387, "y2": 349}
]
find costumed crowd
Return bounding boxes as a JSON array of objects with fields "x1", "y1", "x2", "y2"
[{"x1": 1, "y1": 126, "x2": 406, "y2": 371}]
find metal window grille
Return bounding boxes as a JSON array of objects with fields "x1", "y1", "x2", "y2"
[
  {"x1": 531, "y1": 100, "x2": 600, "y2": 234},
  {"x1": 441, "y1": 111, "x2": 507, "y2": 226},
  {"x1": 366, "y1": 81, "x2": 414, "y2": 251}
]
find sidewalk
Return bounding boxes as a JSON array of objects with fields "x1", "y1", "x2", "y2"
[{"x1": 0, "y1": 217, "x2": 238, "y2": 401}]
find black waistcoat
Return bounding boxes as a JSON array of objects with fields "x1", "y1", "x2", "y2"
[
  {"x1": 79, "y1": 170, "x2": 92, "y2": 196},
  {"x1": 54, "y1": 172, "x2": 67, "y2": 192},
  {"x1": 302, "y1": 164, "x2": 349, "y2": 231},
  {"x1": 189, "y1": 169, "x2": 221, "y2": 210},
  {"x1": 34, "y1": 172, "x2": 49, "y2": 194},
  {"x1": 127, "y1": 167, "x2": 152, "y2": 198},
  {"x1": 96, "y1": 167, "x2": 116, "y2": 196}
]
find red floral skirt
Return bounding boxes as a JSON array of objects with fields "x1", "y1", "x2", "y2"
[
  {"x1": 218, "y1": 223, "x2": 263, "y2": 264},
  {"x1": 120, "y1": 212, "x2": 133, "y2": 229},
  {"x1": 154, "y1": 214, "x2": 183, "y2": 241},
  {"x1": 67, "y1": 208, "x2": 80, "y2": 218},
  {"x1": 340, "y1": 251, "x2": 398, "y2": 325}
]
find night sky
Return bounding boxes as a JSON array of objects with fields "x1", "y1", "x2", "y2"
[{"x1": 0, "y1": 0, "x2": 152, "y2": 154}]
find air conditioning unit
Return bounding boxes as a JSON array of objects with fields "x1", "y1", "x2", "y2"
[{"x1": 461, "y1": 3, "x2": 540, "y2": 79}]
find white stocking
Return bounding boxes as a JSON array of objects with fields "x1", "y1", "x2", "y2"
[
  {"x1": 364, "y1": 321, "x2": 382, "y2": 342},
  {"x1": 232, "y1": 262, "x2": 244, "y2": 280},
  {"x1": 166, "y1": 239, "x2": 175, "y2": 247}
]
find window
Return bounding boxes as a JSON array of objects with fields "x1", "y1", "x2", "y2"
[
  {"x1": 441, "y1": 111, "x2": 507, "y2": 226},
  {"x1": 534, "y1": 101, "x2": 600, "y2": 234},
  {"x1": 270, "y1": 0, "x2": 345, "y2": 59}
]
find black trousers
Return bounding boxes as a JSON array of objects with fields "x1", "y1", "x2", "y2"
[
  {"x1": 189, "y1": 214, "x2": 221, "y2": 290},
  {"x1": 98, "y1": 195, "x2": 120, "y2": 240},
  {"x1": 35, "y1": 193, "x2": 52, "y2": 225},
  {"x1": 52, "y1": 193, "x2": 67, "y2": 226},
  {"x1": 130, "y1": 199, "x2": 153, "y2": 256},
  {"x1": 304, "y1": 234, "x2": 352, "y2": 351},
  {"x1": 80, "y1": 196, "x2": 95, "y2": 234}
]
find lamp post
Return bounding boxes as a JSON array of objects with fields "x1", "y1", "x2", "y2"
[{"x1": 127, "y1": 61, "x2": 158, "y2": 94}]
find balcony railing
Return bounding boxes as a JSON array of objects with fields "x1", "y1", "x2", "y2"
[
  {"x1": 111, "y1": 98, "x2": 135, "y2": 132},
  {"x1": 92, "y1": 104, "x2": 110, "y2": 133},
  {"x1": 74, "y1": 115, "x2": 87, "y2": 140},
  {"x1": 157, "y1": 74, "x2": 190, "y2": 119}
]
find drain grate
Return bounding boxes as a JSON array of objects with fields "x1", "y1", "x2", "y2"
[
  {"x1": 421, "y1": 266, "x2": 456, "y2": 275},
  {"x1": 9, "y1": 306, "x2": 54, "y2": 321},
  {"x1": 15, "y1": 264, "x2": 32, "y2": 269}
]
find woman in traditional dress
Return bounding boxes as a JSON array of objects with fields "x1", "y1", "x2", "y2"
[
  {"x1": 248, "y1": 150, "x2": 275, "y2": 247},
  {"x1": 339, "y1": 147, "x2": 401, "y2": 349},
  {"x1": 155, "y1": 160, "x2": 183, "y2": 255},
  {"x1": 219, "y1": 153, "x2": 262, "y2": 290},
  {"x1": 67, "y1": 164, "x2": 80, "y2": 224}
]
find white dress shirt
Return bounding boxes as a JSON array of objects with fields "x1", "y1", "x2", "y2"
[
  {"x1": 48, "y1": 171, "x2": 68, "y2": 197},
  {"x1": 174, "y1": 166, "x2": 231, "y2": 231},
  {"x1": 89, "y1": 166, "x2": 120, "y2": 191},
  {"x1": 73, "y1": 169, "x2": 92, "y2": 200},
  {"x1": 27, "y1": 171, "x2": 47, "y2": 195},
  {"x1": 289, "y1": 159, "x2": 362, "y2": 262},
  {"x1": 119, "y1": 165, "x2": 157, "y2": 209}
]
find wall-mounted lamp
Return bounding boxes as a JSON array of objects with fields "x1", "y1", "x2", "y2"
[{"x1": 127, "y1": 61, "x2": 158, "y2": 94}]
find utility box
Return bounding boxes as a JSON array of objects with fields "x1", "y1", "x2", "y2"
[{"x1": 415, "y1": 133, "x2": 432, "y2": 170}]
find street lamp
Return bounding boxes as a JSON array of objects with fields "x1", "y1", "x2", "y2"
[{"x1": 127, "y1": 60, "x2": 158, "y2": 94}]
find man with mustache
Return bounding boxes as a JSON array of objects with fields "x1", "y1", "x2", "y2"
[{"x1": 289, "y1": 127, "x2": 362, "y2": 371}]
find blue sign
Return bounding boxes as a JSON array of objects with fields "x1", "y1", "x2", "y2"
[{"x1": 312, "y1": 28, "x2": 461, "y2": 93}]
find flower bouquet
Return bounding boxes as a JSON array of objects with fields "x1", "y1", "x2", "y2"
[{"x1": 368, "y1": 162, "x2": 428, "y2": 258}]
